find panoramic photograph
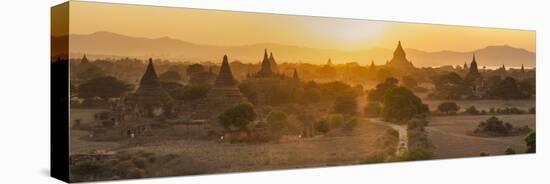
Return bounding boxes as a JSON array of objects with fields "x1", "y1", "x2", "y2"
[{"x1": 52, "y1": 1, "x2": 536, "y2": 182}]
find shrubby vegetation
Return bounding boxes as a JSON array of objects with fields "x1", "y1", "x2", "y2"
[
  {"x1": 429, "y1": 72, "x2": 471, "y2": 100},
  {"x1": 473, "y1": 116, "x2": 531, "y2": 137},
  {"x1": 70, "y1": 151, "x2": 210, "y2": 182},
  {"x1": 363, "y1": 102, "x2": 382, "y2": 117},
  {"x1": 239, "y1": 79, "x2": 360, "y2": 107},
  {"x1": 168, "y1": 84, "x2": 210, "y2": 102},
  {"x1": 78, "y1": 76, "x2": 133, "y2": 100},
  {"x1": 374, "y1": 129, "x2": 399, "y2": 156},
  {"x1": 437, "y1": 102, "x2": 459, "y2": 115},
  {"x1": 159, "y1": 70, "x2": 182, "y2": 82},
  {"x1": 504, "y1": 148, "x2": 516, "y2": 155},
  {"x1": 429, "y1": 72, "x2": 535, "y2": 100},
  {"x1": 525, "y1": 131, "x2": 536, "y2": 153}
]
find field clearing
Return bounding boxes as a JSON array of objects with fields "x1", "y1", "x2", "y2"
[
  {"x1": 69, "y1": 108, "x2": 392, "y2": 175},
  {"x1": 70, "y1": 108, "x2": 109, "y2": 125},
  {"x1": 424, "y1": 99, "x2": 535, "y2": 112},
  {"x1": 122, "y1": 120, "x2": 390, "y2": 173},
  {"x1": 426, "y1": 114, "x2": 535, "y2": 159}
]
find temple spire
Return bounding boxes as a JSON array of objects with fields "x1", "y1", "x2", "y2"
[
  {"x1": 293, "y1": 68, "x2": 299, "y2": 81},
  {"x1": 268, "y1": 52, "x2": 279, "y2": 73},
  {"x1": 134, "y1": 58, "x2": 173, "y2": 108},
  {"x1": 215, "y1": 55, "x2": 237, "y2": 86},
  {"x1": 327, "y1": 58, "x2": 333, "y2": 66},
  {"x1": 81, "y1": 54, "x2": 89, "y2": 64},
  {"x1": 393, "y1": 40, "x2": 406, "y2": 59},
  {"x1": 469, "y1": 53, "x2": 479, "y2": 75},
  {"x1": 141, "y1": 58, "x2": 160, "y2": 84},
  {"x1": 258, "y1": 49, "x2": 274, "y2": 77}
]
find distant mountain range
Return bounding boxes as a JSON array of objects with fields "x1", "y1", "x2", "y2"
[{"x1": 57, "y1": 31, "x2": 535, "y2": 67}]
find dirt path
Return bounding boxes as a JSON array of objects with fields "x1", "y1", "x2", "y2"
[{"x1": 366, "y1": 118, "x2": 408, "y2": 155}]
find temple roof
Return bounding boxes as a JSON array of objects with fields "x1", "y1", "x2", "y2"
[
  {"x1": 214, "y1": 55, "x2": 237, "y2": 87},
  {"x1": 81, "y1": 54, "x2": 89, "y2": 64},
  {"x1": 469, "y1": 53, "x2": 479, "y2": 74},
  {"x1": 256, "y1": 49, "x2": 275, "y2": 77},
  {"x1": 293, "y1": 68, "x2": 299, "y2": 80},
  {"x1": 393, "y1": 41, "x2": 406, "y2": 59},
  {"x1": 134, "y1": 58, "x2": 173, "y2": 105},
  {"x1": 269, "y1": 52, "x2": 279, "y2": 73},
  {"x1": 387, "y1": 41, "x2": 414, "y2": 70}
]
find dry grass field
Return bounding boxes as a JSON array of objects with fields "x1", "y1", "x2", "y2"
[
  {"x1": 426, "y1": 114, "x2": 535, "y2": 159},
  {"x1": 69, "y1": 108, "x2": 392, "y2": 178}
]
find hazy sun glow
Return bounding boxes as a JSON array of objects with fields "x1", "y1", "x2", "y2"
[{"x1": 65, "y1": 1, "x2": 535, "y2": 52}]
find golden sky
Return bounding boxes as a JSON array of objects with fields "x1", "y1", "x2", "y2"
[{"x1": 66, "y1": 1, "x2": 535, "y2": 52}]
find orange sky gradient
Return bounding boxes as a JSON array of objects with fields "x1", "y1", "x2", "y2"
[{"x1": 64, "y1": 1, "x2": 535, "y2": 53}]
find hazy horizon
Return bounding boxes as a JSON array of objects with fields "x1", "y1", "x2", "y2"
[{"x1": 64, "y1": 1, "x2": 535, "y2": 53}]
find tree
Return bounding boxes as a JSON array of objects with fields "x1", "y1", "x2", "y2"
[
  {"x1": 431, "y1": 72, "x2": 470, "y2": 99},
  {"x1": 266, "y1": 111, "x2": 288, "y2": 136},
  {"x1": 77, "y1": 65, "x2": 104, "y2": 80},
  {"x1": 518, "y1": 78, "x2": 535, "y2": 98},
  {"x1": 437, "y1": 102, "x2": 459, "y2": 114},
  {"x1": 159, "y1": 70, "x2": 182, "y2": 81},
  {"x1": 78, "y1": 76, "x2": 133, "y2": 99},
  {"x1": 381, "y1": 87, "x2": 429, "y2": 122},
  {"x1": 161, "y1": 81, "x2": 183, "y2": 92},
  {"x1": 364, "y1": 102, "x2": 382, "y2": 117},
  {"x1": 169, "y1": 84, "x2": 210, "y2": 102},
  {"x1": 487, "y1": 77, "x2": 525, "y2": 100},
  {"x1": 525, "y1": 131, "x2": 536, "y2": 153},
  {"x1": 186, "y1": 64, "x2": 205, "y2": 77},
  {"x1": 187, "y1": 64, "x2": 213, "y2": 84},
  {"x1": 401, "y1": 75, "x2": 418, "y2": 89},
  {"x1": 333, "y1": 95, "x2": 357, "y2": 115},
  {"x1": 218, "y1": 103, "x2": 256, "y2": 131},
  {"x1": 368, "y1": 77, "x2": 398, "y2": 102}
]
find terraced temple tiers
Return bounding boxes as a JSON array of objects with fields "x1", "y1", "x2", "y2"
[{"x1": 191, "y1": 55, "x2": 246, "y2": 122}]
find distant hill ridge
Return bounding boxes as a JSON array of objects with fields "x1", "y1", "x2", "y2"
[{"x1": 60, "y1": 31, "x2": 535, "y2": 67}]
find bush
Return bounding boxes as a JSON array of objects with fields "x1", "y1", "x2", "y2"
[
  {"x1": 465, "y1": 106, "x2": 480, "y2": 115},
  {"x1": 407, "y1": 117, "x2": 428, "y2": 130},
  {"x1": 525, "y1": 131, "x2": 536, "y2": 153},
  {"x1": 326, "y1": 114, "x2": 345, "y2": 128},
  {"x1": 314, "y1": 119, "x2": 330, "y2": 134},
  {"x1": 218, "y1": 103, "x2": 257, "y2": 131},
  {"x1": 266, "y1": 110, "x2": 289, "y2": 136},
  {"x1": 333, "y1": 95, "x2": 358, "y2": 115},
  {"x1": 495, "y1": 107, "x2": 525, "y2": 114},
  {"x1": 364, "y1": 102, "x2": 382, "y2": 117},
  {"x1": 362, "y1": 152, "x2": 386, "y2": 164},
  {"x1": 473, "y1": 116, "x2": 531, "y2": 137},
  {"x1": 342, "y1": 118, "x2": 358, "y2": 132},
  {"x1": 438, "y1": 102, "x2": 459, "y2": 114},
  {"x1": 504, "y1": 148, "x2": 516, "y2": 155},
  {"x1": 391, "y1": 145, "x2": 433, "y2": 161},
  {"x1": 375, "y1": 129, "x2": 399, "y2": 155}
]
